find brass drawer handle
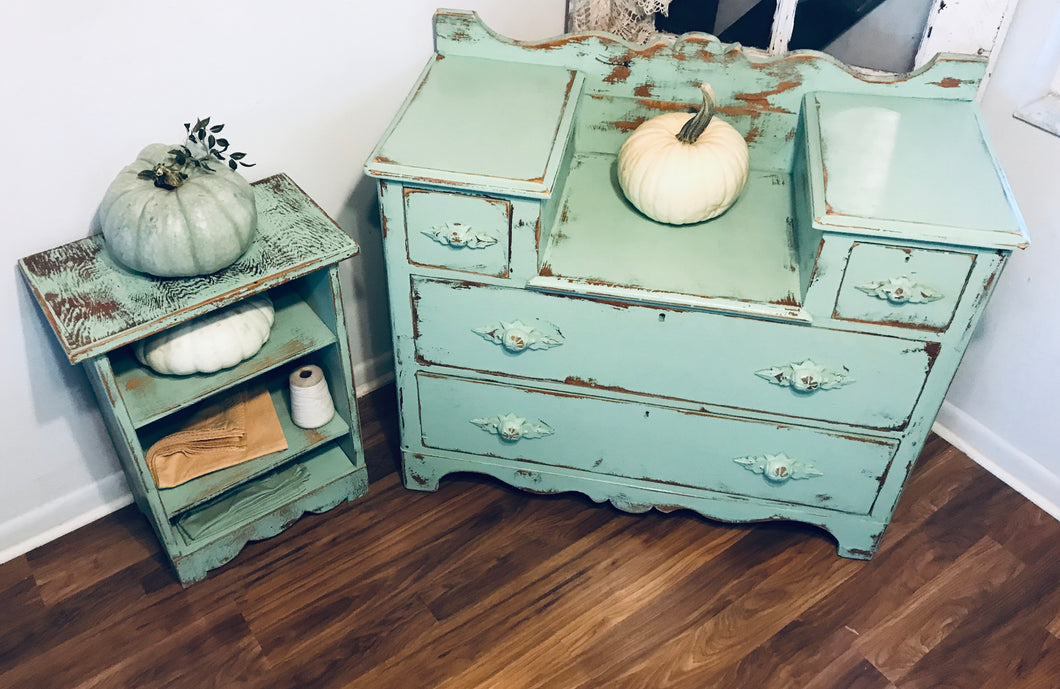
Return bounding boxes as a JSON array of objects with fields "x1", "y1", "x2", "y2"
[
  {"x1": 471, "y1": 413, "x2": 554, "y2": 441},
  {"x1": 756, "y1": 359, "x2": 851, "y2": 393},
  {"x1": 473, "y1": 320, "x2": 565, "y2": 353},
  {"x1": 856, "y1": 275, "x2": 943, "y2": 304},
  {"x1": 422, "y1": 222, "x2": 498, "y2": 249},
  {"x1": 734, "y1": 453, "x2": 823, "y2": 483}
]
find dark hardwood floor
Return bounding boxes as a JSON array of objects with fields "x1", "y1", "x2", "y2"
[{"x1": 3, "y1": 383, "x2": 1059, "y2": 688}]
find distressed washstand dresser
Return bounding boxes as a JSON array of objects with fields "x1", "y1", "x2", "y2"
[{"x1": 365, "y1": 10, "x2": 1028, "y2": 558}]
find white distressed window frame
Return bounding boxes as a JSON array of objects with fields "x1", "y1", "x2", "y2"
[
  {"x1": 566, "y1": 0, "x2": 1019, "y2": 89},
  {"x1": 1013, "y1": 56, "x2": 1060, "y2": 137}
]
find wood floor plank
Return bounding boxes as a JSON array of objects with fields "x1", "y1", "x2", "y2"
[
  {"x1": 1049, "y1": 609, "x2": 1060, "y2": 639},
  {"x1": 423, "y1": 510, "x2": 753, "y2": 689},
  {"x1": 825, "y1": 661, "x2": 897, "y2": 689},
  {"x1": 26, "y1": 504, "x2": 160, "y2": 605},
  {"x1": 1004, "y1": 629, "x2": 1060, "y2": 689},
  {"x1": 70, "y1": 610, "x2": 269, "y2": 689},
  {"x1": 898, "y1": 537, "x2": 1060, "y2": 689},
  {"x1": 269, "y1": 480, "x2": 735, "y2": 689},
  {"x1": 853, "y1": 536, "x2": 1024, "y2": 683},
  {"x1": 569, "y1": 535, "x2": 863, "y2": 688},
  {"x1": 1, "y1": 385, "x2": 1057, "y2": 689},
  {"x1": 0, "y1": 557, "x2": 165, "y2": 677},
  {"x1": 698, "y1": 463, "x2": 1020, "y2": 689}
]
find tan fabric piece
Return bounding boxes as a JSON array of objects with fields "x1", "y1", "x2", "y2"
[{"x1": 146, "y1": 387, "x2": 288, "y2": 488}]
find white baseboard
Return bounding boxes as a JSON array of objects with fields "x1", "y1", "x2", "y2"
[
  {"x1": 353, "y1": 351, "x2": 395, "y2": 397},
  {"x1": 0, "y1": 471, "x2": 134, "y2": 565},
  {"x1": 0, "y1": 354, "x2": 397, "y2": 566},
  {"x1": 934, "y1": 400, "x2": 1060, "y2": 522}
]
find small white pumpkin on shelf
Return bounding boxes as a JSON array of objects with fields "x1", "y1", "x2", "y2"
[
  {"x1": 617, "y1": 83, "x2": 750, "y2": 225},
  {"x1": 134, "y1": 293, "x2": 275, "y2": 376}
]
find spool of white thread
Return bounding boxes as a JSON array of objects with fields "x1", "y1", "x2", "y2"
[{"x1": 289, "y1": 365, "x2": 335, "y2": 429}]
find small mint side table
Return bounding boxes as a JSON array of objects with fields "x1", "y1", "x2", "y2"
[
  {"x1": 364, "y1": 11, "x2": 1028, "y2": 559},
  {"x1": 19, "y1": 174, "x2": 369, "y2": 586}
]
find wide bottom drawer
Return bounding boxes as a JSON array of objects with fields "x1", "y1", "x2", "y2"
[{"x1": 416, "y1": 373, "x2": 898, "y2": 515}]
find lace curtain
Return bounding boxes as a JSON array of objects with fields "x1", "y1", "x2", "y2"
[{"x1": 568, "y1": 0, "x2": 674, "y2": 44}]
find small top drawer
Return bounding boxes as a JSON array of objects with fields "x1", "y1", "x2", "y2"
[
  {"x1": 833, "y1": 242, "x2": 974, "y2": 331},
  {"x1": 404, "y1": 188, "x2": 511, "y2": 277}
]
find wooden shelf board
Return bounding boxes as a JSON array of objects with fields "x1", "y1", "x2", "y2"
[
  {"x1": 151, "y1": 377, "x2": 351, "y2": 518},
  {"x1": 113, "y1": 286, "x2": 337, "y2": 428},
  {"x1": 171, "y1": 443, "x2": 360, "y2": 547}
]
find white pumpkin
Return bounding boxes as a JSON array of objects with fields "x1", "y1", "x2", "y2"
[
  {"x1": 617, "y1": 83, "x2": 750, "y2": 225},
  {"x1": 134, "y1": 293, "x2": 275, "y2": 376}
]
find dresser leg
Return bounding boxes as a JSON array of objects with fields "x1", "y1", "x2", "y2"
[
  {"x1": 830, "y1": 520, "x2": 886, "y2": 560},
  {"x1": 401, "y1": 450, "x2": 442, "y2": 492}
]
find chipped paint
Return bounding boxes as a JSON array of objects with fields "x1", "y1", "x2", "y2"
[
  {"x1": 932, "y1": 77, "x2": 974, "y2": 88},
  {"x1": 733, "y1": 80, "x2": 801, "y2": 114}
]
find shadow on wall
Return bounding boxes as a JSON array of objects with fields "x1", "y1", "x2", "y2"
[
  {"x1": 15, "y1": 266, "x2": 117, "y2": 472},
  {"x1": 334, "y1": 174, "x2": 395, "y2": 386}
]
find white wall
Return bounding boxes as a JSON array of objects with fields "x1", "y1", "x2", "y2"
[
  {"x1": 934, "y1": 0, "x2": 1060, "y2": 519},
  {"x1": 0, "y1": 0, "x2": 566, "y2": 562}
]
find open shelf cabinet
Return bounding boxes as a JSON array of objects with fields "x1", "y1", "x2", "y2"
[{"x1": 19, "y1": 174, "x2": 368, "y2": 585}]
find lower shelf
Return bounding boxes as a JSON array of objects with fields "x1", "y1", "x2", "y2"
[
  {"x1": 165, "y1": 444, "x2": 367, "y2": 585},
  {"x1": 154, "y1": 379, "x2": 351, "y2": 517}
]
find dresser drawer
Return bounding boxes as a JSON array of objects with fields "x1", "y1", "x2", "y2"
[
  {"x1": 417, "y1": 373, "x2": 897, "y2": 515},
  {"x1": 404, "y1": 187, "x2": 510, "y2": 277},
  {"x1": 412, "y1": 277, "x2": 936, "y2": 430},
  {"x1": 833, "y1": 242, "x2": 975, "y2": 331}
]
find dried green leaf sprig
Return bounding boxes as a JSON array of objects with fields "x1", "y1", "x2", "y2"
[{"x1": 138, "y1": 116, "x2": 255, "y2": 190}]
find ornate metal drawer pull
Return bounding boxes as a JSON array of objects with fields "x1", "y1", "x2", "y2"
[
  {"x1": 756, "y1": 359, "x2": 851, "y2": 392},
  {"x1": 856, "y1": 275, "x2": 943, "y2": 304},
  {"x1": 473, "y1": 320, "x2": 565, "y2": 353},
  {"x1": 422, "y1": 222, "x2": 498, "y2": 249},
  {"x1": 471, "y1": 413, "x2": 553, "y2": 441},
  {"x1": 734, "y1": 453, "x2": 823, "y2": 483}
]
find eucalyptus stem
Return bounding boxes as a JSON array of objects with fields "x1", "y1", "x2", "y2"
[
  {"x1": 138, "y1": 116, "x2": 253, "y2": 190},
  {"x1": 676, "y1": 83, "x2": 717, "y2": 144}
]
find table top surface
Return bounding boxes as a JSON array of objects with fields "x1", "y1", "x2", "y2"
[
  {"x1": 19, "y1": 174, "x2": 359, "y2": 364},
  {"x1": 805, "y1": 91, "x2": 1029, "y2": 249},
  {"x1": 365, "y1": 55, "x2": 582, "y2": 198}
]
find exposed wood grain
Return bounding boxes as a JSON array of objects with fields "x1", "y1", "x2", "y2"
[{"x1": 1, "y1": 384, "x2": 1058, "y2": 688}]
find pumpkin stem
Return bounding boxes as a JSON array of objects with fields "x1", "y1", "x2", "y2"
[
  {"x1": 676, "y1": 83, "x2": 717, "y2": 144},
  {"x1": 150, "y1": 163, "x2": 188, "y2": 190}
]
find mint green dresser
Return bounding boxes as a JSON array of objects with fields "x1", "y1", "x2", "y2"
[
  {"x1": 19, "y1": 174, "x2": 368, "y2": 585},
  {"x1": 366, "y1": 11, "x2": 1028, "y2": 558}
]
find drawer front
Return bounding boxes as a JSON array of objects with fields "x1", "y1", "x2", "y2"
[
  {"x1": 412, "y1": 277, "x2": 936, "y2": 430},
  {"x1": 833, "y1": 242, "x2": 974, "y2": 330},
  {"x1": 417, "y1": 373, "x2": 898, "y2": 515},
  {"x1": 404, "y1": 187, "x2": 510, "y2": 277}
]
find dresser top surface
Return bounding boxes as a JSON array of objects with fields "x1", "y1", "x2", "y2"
[
  {"x1": 19, "y1": 174, "x2": 359, "y2": 364},
  {"x1": 365, "y1": 55, "x2": 582, "y2": 198},
  {"x1": 805, "y1": 91, "x2": 1029, "y2": 249},
  {"x1": 538, "y1": 153, "x2": 807, "y2": 321}
]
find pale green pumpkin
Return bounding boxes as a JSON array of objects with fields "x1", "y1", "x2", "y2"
[{"x1": 99, "y1": 143, "x2": 257, "y2": 277}]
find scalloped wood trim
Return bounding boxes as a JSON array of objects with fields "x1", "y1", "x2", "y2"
[{"x1": 432, "y1": 9, "x2": 987, "y2": 94}]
